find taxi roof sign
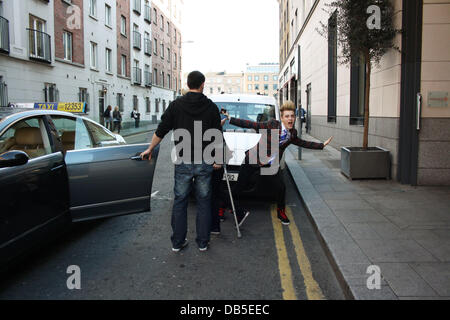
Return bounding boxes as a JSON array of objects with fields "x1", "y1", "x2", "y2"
[{"x1": 8, "y1": 102, "x2": 86, "y2": 114}]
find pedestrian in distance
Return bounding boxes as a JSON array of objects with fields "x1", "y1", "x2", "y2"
[
  {"x1": 140, "y1": 71, "x2": 222, "y2": 253},
  {"x1": 131, "y1": 107, "x2": 140, "y2": 128},
  {"x1": 104, "y1": 105, "x2": 113, "y2": 131},
  {"x1": 222, "y1": 101, "x2": 333, "y2": 226},
  {"x1": 113, "y1": 106, "x2": 122, "y2": 134}
]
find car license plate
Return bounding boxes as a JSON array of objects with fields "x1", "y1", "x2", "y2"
[{"x1": 223, "y1": 173, "x2": 239, "y2": 181}]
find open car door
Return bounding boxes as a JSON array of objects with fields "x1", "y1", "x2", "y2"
[{"x1": 48, "y1": 115, "x2": 160, "y2": 222}]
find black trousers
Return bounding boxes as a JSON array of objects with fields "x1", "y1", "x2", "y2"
[
  {"x1": 225, "y1": 164, "x2": 286, "y2": 212},
  {"x1": 211, "y1": 167, "x2": 224, "y2": 232}
]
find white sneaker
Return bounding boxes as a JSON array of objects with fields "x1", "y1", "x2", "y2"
[
  {"x1": 198, "y1": 245, "x2": 208, "y2": 252},
  {"x1": 172, "y1": 239, "x2": 188, "y2": 253}
]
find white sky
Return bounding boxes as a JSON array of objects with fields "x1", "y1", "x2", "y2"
[{"x1": 181, "y1": 0, "x2": 279, "y2": 75}]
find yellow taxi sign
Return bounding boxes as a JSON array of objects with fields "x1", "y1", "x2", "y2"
[{"x1": 34, "y1": 102, "x2": 86, "y2": 113}]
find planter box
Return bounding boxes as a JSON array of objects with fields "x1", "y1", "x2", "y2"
[{"x1": 341, "y1": 147, "x2": 390, "y2": 180}]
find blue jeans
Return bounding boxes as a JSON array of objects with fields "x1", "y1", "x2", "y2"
[{"x1": 172, "y1": 163, "x2": 213, "y2": 249}]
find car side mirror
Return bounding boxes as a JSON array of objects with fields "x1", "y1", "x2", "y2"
[{"x1": 0, "y1": 150, "x2": 29, "y2": 168}]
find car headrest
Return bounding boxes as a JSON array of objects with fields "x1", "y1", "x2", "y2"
[
  {"x1": 61, "y1": 131, "x2": 76, "y2": 143},
  {"x1": 14, "y1": 127, "x2": 43, "y2": 145}
]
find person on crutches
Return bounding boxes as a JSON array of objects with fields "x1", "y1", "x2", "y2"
[{"x1": 223, "y1": 101, "x2": 333, "y2": 226}]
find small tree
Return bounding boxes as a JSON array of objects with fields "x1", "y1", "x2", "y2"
[{"x1": 318, "y1": 0, "x2": 399, "y2": 149}]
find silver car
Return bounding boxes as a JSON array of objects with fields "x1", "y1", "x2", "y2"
[{"x1": 0, "y1": 108, "x2": 159, "y2": 267}]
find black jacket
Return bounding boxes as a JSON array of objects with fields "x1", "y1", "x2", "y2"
[{"x1": 155, "y1": 92, "x2": 222, "y2": 162}]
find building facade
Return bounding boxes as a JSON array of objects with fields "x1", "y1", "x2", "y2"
[
  {"x1": 277, "y1": 0, "x2": 450, "y2": 186},
  {"x1": 0, "y1": 0, "x2": 183, "y2": 127},
  {"x1": 244, "y1": 63, "x2": 279, "y2": 97},
  {"x1": 203, "y1": 72, "x2": 244, "y2": 96}
]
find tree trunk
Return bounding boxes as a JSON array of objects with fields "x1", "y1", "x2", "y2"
[{"x1": 363, "y1": 49, "x2": 371, "y2": 150}]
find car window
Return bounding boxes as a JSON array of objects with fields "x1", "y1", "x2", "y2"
[
  {"x1": 215, "y1": 102, "x2": 276, "y2": 131},
  {"x1": 50, "y1": 116, "x2": 93, "y2": 151},
  {"x1": 0, "y1": 116, "x2": 52, "y2": 159},
  {"x1": 83, "y1": 120, "x2": 118, "y2": 147}
]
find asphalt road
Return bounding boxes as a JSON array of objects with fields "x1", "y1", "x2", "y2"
[{"x1": 0, "y1": 131, "x2": 345, "y2": 300}]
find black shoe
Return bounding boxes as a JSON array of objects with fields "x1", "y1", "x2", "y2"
[{"x1": 172, "y1": 239, "x2": 188, "y2": 252}]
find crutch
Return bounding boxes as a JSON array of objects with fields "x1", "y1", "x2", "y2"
[{"x1": 223, "y1": 164, "x2": 242, "y2": 239}]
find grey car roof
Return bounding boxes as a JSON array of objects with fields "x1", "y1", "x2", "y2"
[{"x1": 0, "y1": 108, "x2": 81, "y2": 130}]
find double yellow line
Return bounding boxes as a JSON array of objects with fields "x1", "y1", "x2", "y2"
[{"x1": 271, "y1": 205, "x2": 325, "y2": 300}]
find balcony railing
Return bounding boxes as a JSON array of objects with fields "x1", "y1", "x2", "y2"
[
  {"x1": 28, "y1": 28, "x2": 51, "y2": 63},
  {"x1": 133, "y1": 31, "x2": 141, "y2": 50},
  {"x1": 133, "y1": 67, "x2": 142, "y2": 85},
  {"x1": 144, "y1": 38, "x2": 151, "y2": 56},
  {"x1": 0, "y1": 17, "x2": 10, "y2": 54},
  {"x1": 144, "y1": 5, "x2": 151, "y2": 23},
  {"x1": 144, "y1": 71, "x2": 152, "y2": 87}
]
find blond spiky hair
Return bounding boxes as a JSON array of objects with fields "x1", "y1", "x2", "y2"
[{"x1": 280, "y1": 101, "x2": 296, "y2": 114}]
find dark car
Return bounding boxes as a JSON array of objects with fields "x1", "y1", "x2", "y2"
[{"x1": 0, "y1": 108, "x2": 159, "y2": 268}]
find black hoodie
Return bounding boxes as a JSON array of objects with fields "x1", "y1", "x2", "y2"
[{"x1": 155, "y1": 92, "x2": 222, "y2": 162}]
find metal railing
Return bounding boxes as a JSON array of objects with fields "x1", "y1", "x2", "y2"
[
  {"x1": 144, "y1": 71, "x2": 152, "y2": 87},
  {"x1": 0, "y1": 17, "x2": 10, "y2": 53},
  {"x1": 144, "y1": 38, "x2": 151, "y2": 56},
  {"x1": 28, "y1": 28, "x2": 51, "y2": 63},
  {"x1": 133, "y1": 67, "x2": 142, "y2": 85},
  {"x1": 133, "y1": 31, "x2": 141, "y2": 50},
  {"x1": 144, "y1": 5, "x2": 151, "y2": 22}
]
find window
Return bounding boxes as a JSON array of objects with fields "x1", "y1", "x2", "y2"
[
  {"x1": 215, "y1": 102, "x2": 276, "y2": 131},
  {"x1": 155, "y1": 99, "x2": 159, "y2": 112},
  {"x1": 105, "y1": 48, "x2": 112, "y2": 73},
  {"x1": 248, "y1": 84, "x2": 252, "y2": 91},
  {"x1": 160, "y1": 15, "x2": 164, "y2": 30},
  {"x1": 273, "y1": 75, "x2": 278, "y2": 81},
  {"x1": 90, "y1": 42, "x2": 98, "y2": 69},
  {"x1": 264, "y1": 84, "x2": 269, "y2": 91},
  {"x1": 133, "y1": 95, "x2": 139, "y2": 109},
  {"x1": 79, "y1": 88, "x2": 89, "y2": 113},
  {"x1": 146, "y1": 97, "x2": 150, "y2": 113},
  {"x1": 160, "y1": 43, "x2": 164, "y2": 58},
  {"x1": 0, "y1": 117, "x2": 52, "y2": 159},
  {"x1": 255, "y1": 84, "x2": 260, "y2": 91},
  {"x1": 153, "y1": 68, "x2": 158, "y2": 84},
  {"x1": 264, "y1": 75, "x2": 269, "y2": 81},
  {"x1": 63, "y1": 31, "x2": 72, "y2": 61},
  {"x1": 117, "y1": 93, "x2": 124, "y2": 112},
  {"x1": 167, "y1": 22, "x2": 170, "y2": 35},
  {"x1": 168, "y1": 74, "x2": 171, "y2": 89},
  {"x1": 120, "y1": 16, "x2": 127, "y2": 35},
  {"x1": 153, "y1": 38, "x2": 157, "y2": 54},
  {"x1": 133, "y1": 0, "x2": 141, "y2": 14},
  {"x1": 153, "y1": 8, "x2": 157, "y2": 24},
  {"x1": 50, "y1": 116, "x2": 93, "y2": 151},
  {"x1": 273, "y1": 84, "x2": 278, "y2": 90},
  {"x1": 248, "y1": 76, "x2": 252, "y2": 81},
  {"x1": 162, "y1": 100, "x2": 166, "y2": 112},
  {"x1": 350, "y1": 52, "x2": 366, "y2": 126},
  {"x1": 255, "y1": 75, "x2": 260, "y2": 81},
  {"x1": 174, "y1": 53, "x2": 177, "y2": 68},
  {"x1": 121, "y1": 55, "x2": 127, "y2": 76},
  {"x1": 44, "y1": 83, "x2": 58, "y2": 102},
  {"x1": 161, "y1": 71, "x2": 165, "y2": 87},
  {"x1": 89, "y1": 0, "x2": 97, "y2": 17},
  {"x1": 167, "y1": 48, "x2": 170, "y2": 63},
  {"x1": 105, "y1": 4, "x2": 111, "y2": 27},
  {"x1": 84, "y1": 120, "x2": 117, "y2": 146},
  {"x1": 327, "y1": 11, "x2": 337, "y2": 123}
]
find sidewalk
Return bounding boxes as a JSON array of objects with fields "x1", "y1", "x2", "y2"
[
  {"x1": 117, "y1": 123, "x2": 158, "y2": 137},
  {"x1": 285, "y1": 133, "x2": 450, "y2": 300}
]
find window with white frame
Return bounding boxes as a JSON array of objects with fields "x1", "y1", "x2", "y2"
[
  {"x1": 121, "y1": 16, "x2": 127, "y2": 35},
  {"x1": 105, "y1": 48, "x2": 112, "y2": 72},
  {"x1": 160, "y1": 43, "x2": 164, "y2": 59},
  {"x1": 167, "y1": 48, "x2": 170, "y2": 63},
  {"x1": 105, "y1": 4, "x2": 112, "y2": 27},
  {"x1": 89, "y1": 0, "x2": 97, "y2": 17},
  {"x1": 153, "y1": 38, "x2": 157, "y2": 54},
  {"x1": 121, "y1": 55, "x2": 127, "y2": 76},
  {"x1": 90, "y1": 42, "x2": 98, "y2": 69},
  {"x1": 63, "y1": 31, "x2": 72, "y2": 61}
]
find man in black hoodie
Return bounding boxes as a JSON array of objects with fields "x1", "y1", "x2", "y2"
[{"x1": 140, "y1": 71, "x2": 222, "y2": 252}]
